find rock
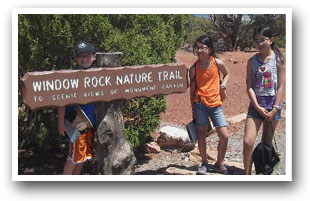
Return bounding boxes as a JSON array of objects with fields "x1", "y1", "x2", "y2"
[
  {"x1": 189, "y1": 153, "x2": 202, "y2": 163},
  {"x1": 164, "y1": 167, "x2": 196, "y2": 175},
  {"x1": 282, "y1": 109, "x2": 286, "y2": 118},
  {"x1": 156, "y1": 126, "x2": 195, "y2": 152},
  {"x1": 208, "y1": 128, "x2": 217, "y2": 136},
  {"x1": 143, "y1": 142, "x2": 161, "y2": 153},
  {"x1": 206, "y1": 150, "x2": 217, "y2": 161},
  {"x1": 228, "y1": 58, "x2": 239, "y2": 64},
  {"x1": 226, "y1": 113, "x2": 247, "y2": 125},
  {"x1": 189, "y1": 148, "x2": 217, "y2": 163}
]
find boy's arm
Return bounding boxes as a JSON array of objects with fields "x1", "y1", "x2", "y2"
[{"x1": 57, "y1": 106, "x2": 68, "y2": 136}]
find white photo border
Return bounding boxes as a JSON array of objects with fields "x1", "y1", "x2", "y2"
[{"x1": 12, "y1": 7, "x2": 292, "y2": 181}]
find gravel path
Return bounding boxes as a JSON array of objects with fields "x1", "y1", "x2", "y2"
[{"x1": 135, "y1": 120, "x2": 286, "y2": 175}]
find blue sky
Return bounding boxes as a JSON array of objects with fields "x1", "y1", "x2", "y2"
[{"x1": 194, "y1": 14, "x2": 250, "y2": 20}]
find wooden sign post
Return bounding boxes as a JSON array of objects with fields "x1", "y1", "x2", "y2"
[
  {"x1": 94, "y1": 52, "x2": 135, "y2": 175},
  {"x1": 20, "y1": 53, "x2": 188, "y2": 175}
]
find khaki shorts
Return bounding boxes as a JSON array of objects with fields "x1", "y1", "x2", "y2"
[{"x1": 67, "y1": 129, "x2": 94, "y2": 164}]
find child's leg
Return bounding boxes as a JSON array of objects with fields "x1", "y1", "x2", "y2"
[
  {"x1": 194, "y1": 102, "x2": 210, "y2": 164},
  {"x1": 72, "y1": 162, "x2": 84, "y2": 175},
  {"x1": 216, "y1": 126, "x2": 229, "y2": 166},
  {"x1": 198, "y1": 126, "x2": 209, "y2": 164},
  {"x1": 63, "y1": 160, "x2": 84, "y2": 175},
  {"x1": 208, "y1": 105, "x2": 229, "y2": 166},
  {"x1": 262, "y1": 120, "x2": 279, "y2": 143},
  {"x1": 243, "y1": 117, "x2": 263, "y2": 175},
  {"x1": 63, "y1": 160, "x2": 75, "y2": 175}
]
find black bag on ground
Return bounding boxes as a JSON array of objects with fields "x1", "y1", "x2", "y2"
[
  {"x1": 252, "y1": 142, "x2": 280, "y2": 175},
  {"x1": 252, "y1": 121, "x2": 281, "y2": 175}
]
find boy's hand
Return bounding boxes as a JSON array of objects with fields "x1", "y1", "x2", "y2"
[
  {"x1": 58, "y1": 123, "x2": 68, "y2": 136},
  {"x1": 76, "y1": 121, "x2": 91, "y2": 131},
  {"x1": 57, "y1": 106, "x2": 68, "y2": 136}
]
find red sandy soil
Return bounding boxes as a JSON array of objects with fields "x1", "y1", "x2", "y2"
[{"x1": 160, "y1": 49, "x2": 286, "y2": 133}]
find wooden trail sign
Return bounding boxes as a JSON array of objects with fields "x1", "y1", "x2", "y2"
[{"x1": 21, "y1": 63, "x2": 188, "y2": 109}]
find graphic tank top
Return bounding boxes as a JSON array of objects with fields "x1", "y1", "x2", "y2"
[
  {"x1": 194, "y1": 56, "x2": 222, "y2": 107},
  {"x1": 251, "y1": 54, "x2": 279, "y2": 109}
]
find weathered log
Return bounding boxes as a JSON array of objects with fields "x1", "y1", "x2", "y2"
[
  {"x1": 95, "y1": 52, "x2": 136, "y2": 175},
  {"x1": 95, "y1": 101, "x2": 136, "y2": 174},
  {"x1": 96, "y1": 52, "x2": 123, "y2": 67}
]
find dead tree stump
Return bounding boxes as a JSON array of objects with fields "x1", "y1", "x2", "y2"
[{"x1": 94, "y1": 52, "x2": 136, "y2": 175}]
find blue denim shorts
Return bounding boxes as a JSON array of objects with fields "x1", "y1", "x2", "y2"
[
  {"x1": 247, "y1": 103, "x2": 282, "y2": 120},
  {"x1": 193, "y1": 101, "x2": 227, "y2": 127}
]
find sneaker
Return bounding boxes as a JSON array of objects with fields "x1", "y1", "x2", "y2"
[{"x1": 197, "y1": 163, "x2": 208, "y2": 175}]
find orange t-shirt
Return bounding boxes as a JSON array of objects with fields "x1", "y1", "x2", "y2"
[{"x1": 194, "y1": 56, "x2": 222, "y2": 107}]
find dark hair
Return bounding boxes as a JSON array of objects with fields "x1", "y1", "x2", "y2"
[
  {"x1": 253, "y1": 26, "x2": 285, "y2": 64},
  {"x1": 193, "y1": 35, "x2": 216, "y2": 57}
]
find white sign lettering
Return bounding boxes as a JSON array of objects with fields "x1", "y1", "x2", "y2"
[{"x1": 21, "y1": 64, "x2": 188, "y2": 109}]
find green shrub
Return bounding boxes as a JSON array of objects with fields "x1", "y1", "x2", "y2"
[{"x1": 123, "y1": 96, "x2": 167, "y2": 148}]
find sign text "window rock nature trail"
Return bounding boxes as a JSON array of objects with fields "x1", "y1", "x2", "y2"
[{"x1": 21, "y1": 63, "x2": 188, "y2": 110}]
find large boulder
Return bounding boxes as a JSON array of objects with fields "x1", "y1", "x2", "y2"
[{"x1": 156, "y1": 126, "x2": 195, "y2": 152}]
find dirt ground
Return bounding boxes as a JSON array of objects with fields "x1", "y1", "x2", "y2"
[{"x1": 160, "y1": 49, "x2": 286, "y2": 133}]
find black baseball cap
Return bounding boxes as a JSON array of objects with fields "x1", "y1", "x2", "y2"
[{"x1": 75, "y1": 41, "x2": 95, "y2": 55}]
